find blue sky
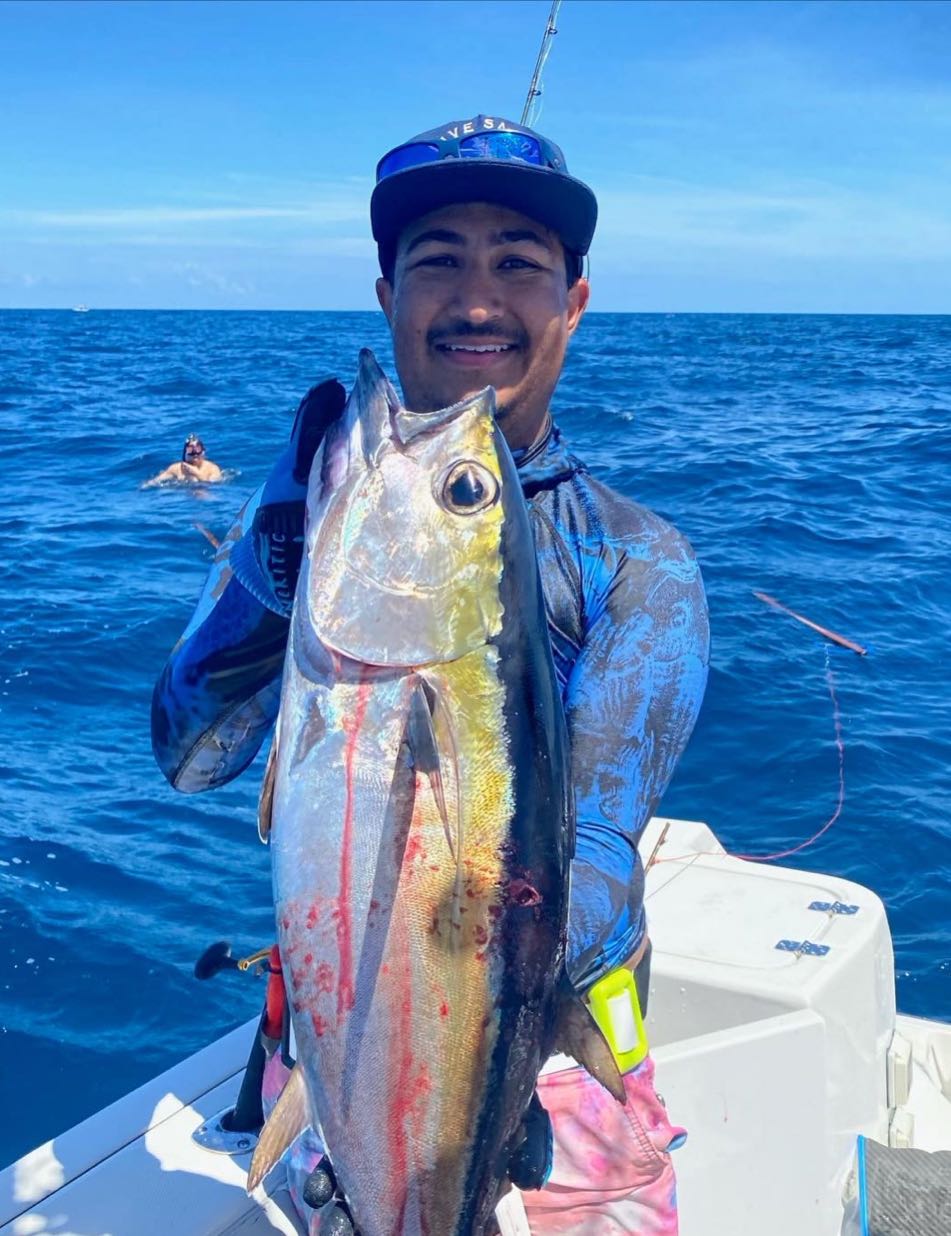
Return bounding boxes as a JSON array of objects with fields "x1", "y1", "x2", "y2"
[{"x1": 2, "y1": 0, "x2": 949, "y2": 312}]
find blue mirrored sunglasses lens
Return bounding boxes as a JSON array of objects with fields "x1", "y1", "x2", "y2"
[
  {"x1": 377, "y1": 143, "x2": 441, "y2": 180},
  {"x1": 459, "y1": 132, "x2": 544, "y2": 164}
]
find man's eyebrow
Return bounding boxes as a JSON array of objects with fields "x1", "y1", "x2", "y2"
[
  {"x1": 492, "y1": 228, "x2": 553, "y2": 250},
  {"x1": 404, "y1": 228, "x2": 466, "y2": 255}
]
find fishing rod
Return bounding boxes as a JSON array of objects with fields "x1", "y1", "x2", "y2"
[{"x1": 521, "y1": 0, "x2": 563, "y2": 128}]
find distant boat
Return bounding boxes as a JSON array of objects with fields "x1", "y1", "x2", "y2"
[{"x1": 72, "y1": 304, "x2": 89, "y2": 313}]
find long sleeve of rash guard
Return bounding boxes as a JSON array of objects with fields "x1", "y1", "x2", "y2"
[
  {"x1": 150, "y1": 488, "x2": 293, "y2": 792},
  {"x1": 560, "y1": 511, "x2": 709, "y2": 991},
  {"x1": 151, "y1": 378, "x2": 344, "y2": 791}
]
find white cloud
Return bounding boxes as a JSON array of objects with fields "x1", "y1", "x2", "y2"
[
  {"x1": 288, "y1": 236, "x2": 376, "y2": 258},
  {"x1": 1, "y1": 201, "x2": 366, "y2": 229},
  {"x1": 595, "y1": 175, "x2": 951, "y2": 262},
  {"x1": 0, "y1": 270, "x2": 46, "y2": 288},
  {"x1": 168, "y1": 261, "x2": 252, "y2": 297}
]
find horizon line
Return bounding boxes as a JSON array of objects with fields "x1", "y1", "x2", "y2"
[{"x1": 1, "y1": 306, "x2": 948, "y2": 318}]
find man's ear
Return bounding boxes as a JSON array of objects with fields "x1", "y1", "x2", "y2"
[
  {"x1": 376, "y1": 277, "x2": 393, "y2": 322},
  {"x1": 566, "y1": 277, "x2": 590, "y2": 337}
]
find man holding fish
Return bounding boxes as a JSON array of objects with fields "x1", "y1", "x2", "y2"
[{"x1": 152, "y1": 115, "x2": 709, "y2": 1235}]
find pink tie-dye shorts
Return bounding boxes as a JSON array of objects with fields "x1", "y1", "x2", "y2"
[
  {"x1": 262, "y1": 1052, "x2": 682, "y2": 1236},
  {"x1": 524, "y1": 1055, "x2": 682, "y2": 1235}
]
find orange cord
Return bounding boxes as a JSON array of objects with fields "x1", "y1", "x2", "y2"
[{"x1": 650, "y1": 649, "x2": 845, "y2": 869}]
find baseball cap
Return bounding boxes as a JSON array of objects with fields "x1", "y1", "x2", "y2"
[{"x1": 370, "y1": 115, "x2": 597, "y2": 258}]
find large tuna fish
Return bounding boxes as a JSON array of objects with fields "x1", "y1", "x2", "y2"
[{"x1": 249, "y1": 351, "x2": 619, "y2": 1235}]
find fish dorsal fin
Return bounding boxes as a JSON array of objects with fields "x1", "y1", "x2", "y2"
[
  {"x1": 246, "y1": 1063, "x2": 309, "y2": 1193},
  {"x1": 257, "y1": 738, "x2": 278, "y2": 845},
  {"x1": 552, "y1": 997, "x2": 626, "y2": 1103}
]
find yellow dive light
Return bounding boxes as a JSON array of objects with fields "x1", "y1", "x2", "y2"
[{"x1": 585, "y1": 964, "x2": 649, "y2": 1073}]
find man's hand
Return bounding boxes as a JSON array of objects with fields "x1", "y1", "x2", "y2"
[
  {"x1": 239, "y1": 378, "x2": 347, "y2": 613},
  {"x1": 181, "y1": 461, "x2": 202, "y2": 480}
]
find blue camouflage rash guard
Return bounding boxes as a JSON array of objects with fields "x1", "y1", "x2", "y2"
[{"x1": 151, "y1": 421, "x2": 709, "y2": 992}]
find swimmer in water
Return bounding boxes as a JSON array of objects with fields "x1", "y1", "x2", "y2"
[{"x1": 144, "y1": 435, "x2": 223, "y2": 487}]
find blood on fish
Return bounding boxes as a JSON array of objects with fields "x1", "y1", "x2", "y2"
[
  {"x1": 439, "y1": 1000, "x2": 450, "y2": 1019},
  {"x1": 306, "y1": 903, "x2": 320, "y2": 929},
  {"x1": 337, "y1": 679, "x2": 372, "y2": 1018},
  {"x1": 311, "y1": 1012, "x2": 330, "y2": 1038},
  {"x1": 508, "y1": 878, "x2": 542, "y2": 906},
  {"x1": 409, "y1": 1061, "x2": 433, "y2": 1109},
  {"x1": 303, "y1": 953, "x2": 313, "y2": 966},
  {"x1": 390, "y1": 1050, "x2": 432, "y2": 1145},
  {"x1": 315, "y1": 961, "x2": 335, "y2": 993},
  {"x1": 405, "y1": 833, "x2": 426, "y2": 863}
]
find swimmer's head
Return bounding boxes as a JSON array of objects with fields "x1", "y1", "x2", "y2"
[{"x1": 183, "y1": 434, "x2": 205, "y2": 462}]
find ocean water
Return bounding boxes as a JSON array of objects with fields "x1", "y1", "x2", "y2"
[{"x1": 1, "y1": 309, "x2": 949, "y2": 1167}]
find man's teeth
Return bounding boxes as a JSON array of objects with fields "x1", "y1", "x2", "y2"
[{"x1": 443, "y1": 343, "x2": 512, "y2": 353}]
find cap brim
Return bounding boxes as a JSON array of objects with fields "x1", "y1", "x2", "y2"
[{"x1": 371, "y1": 161, "x2": 597, "y2": 256}]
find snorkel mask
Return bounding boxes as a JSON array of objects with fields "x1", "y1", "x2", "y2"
[{"x1": 183, "y1": 435, "x2": 205, "y2": 462}]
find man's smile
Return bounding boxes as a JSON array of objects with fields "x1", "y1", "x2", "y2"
[{"x1": 433, "y1": 340, "x2": 520, "y2": 368}]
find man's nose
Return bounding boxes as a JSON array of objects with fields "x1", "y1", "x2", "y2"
[{"x1": 450, "y1": 264, "x2": 502, "y2": 323}]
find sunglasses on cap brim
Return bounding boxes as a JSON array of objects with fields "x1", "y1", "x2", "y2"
[{"x1": 377, "y1": 130, "x2": 558, "y2": 182}]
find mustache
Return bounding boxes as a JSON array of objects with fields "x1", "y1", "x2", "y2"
[{"x1": 426, "y1": 320, "x2": 528, "y2": 349}]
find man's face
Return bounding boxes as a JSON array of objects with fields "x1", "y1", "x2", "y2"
[{"x1": 376, "y1": 201, "x2": 589, "y2": 449}]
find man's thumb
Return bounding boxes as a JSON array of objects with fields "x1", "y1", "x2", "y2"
[{"x1": 290, "y1": 379, "x2": 347, "y2": 484}]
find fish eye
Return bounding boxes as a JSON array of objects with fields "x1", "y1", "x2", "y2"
[{"x1": 440, "y1": 461, "x2": 499, "y2": 516}]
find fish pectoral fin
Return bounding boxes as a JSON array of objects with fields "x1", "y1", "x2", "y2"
[
  {"x1": 407, "y1": 679, "x2": 454, "y2": 858},
  {"x1": 246, "y1": 1063, "x2": 309, "y2": 1193},
  {"x1": 553, "y1": 998, "x2": 627, "y2": 1104},
  {"x1": 257, "y1": 737, "x2": 278, "y2": 845}
]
